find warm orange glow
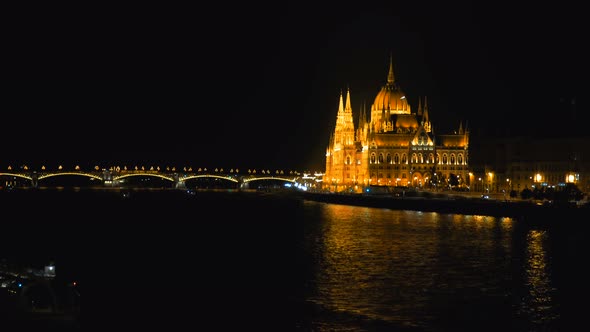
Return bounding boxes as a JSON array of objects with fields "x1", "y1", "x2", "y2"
[
  {"x1": 323, "y1": 56, "x2": 468, "y2": 192},
  {"x1": 535, "y1": 173, "x2": 542, "y2": 182},
  {"x1": 524, "y1": 230, "x2": 552, "y2": 312}
]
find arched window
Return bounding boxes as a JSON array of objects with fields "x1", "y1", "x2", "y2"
[
  {"x1": 394, "y1": 154, "x2": 400, "y2": 164},
  {"x1": 429, "y1": 153, "x2": 434, "y2": 164},
  {"x1": 386, "y1": 153, "x2": 392, "y2": 164},
  {"x1": 411, "y1": 153, "x2": 417, "y2": 163},
  {"x1": 346, "y1": 156, "x2": 351, "y2": 165},
  {"x1": 401, "y1": 154, "x2": 407, "y2": 164},
  {"x1": 458, "y1": 154, "x2": 463, "y2": 164},
  {"x1": 418, "y1": 153, "x2": 423, "y2": 163},
  {"x1": 442, "y1": 154, "x2": 448, "y2": 164},
  {"x1": 378, "y1": 153, "x2": 384, "y2": 163},
  {"x1": 450, "y1": 154, "x2": 455, "y2": 164},
  {"x1": 370, "y1": 153, "x2": 376, "y2": 164}
]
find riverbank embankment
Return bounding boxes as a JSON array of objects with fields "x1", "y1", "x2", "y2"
[{"x1": 302, "y1": 191, "x2": 589, "y2": 223}]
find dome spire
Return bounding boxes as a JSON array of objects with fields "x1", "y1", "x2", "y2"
[
  {"x1": 423, "y1": 96, "x2": 429, "y2": 121},
  {"x1": 417, "y1": 96, "x2": 423, "y2": 116},
  {"x1": 423, "y1": 96, "x2": 431, "y2": 132},
  {"x1": 387, "y1": 52, "x2": 395, "y2": 84}
]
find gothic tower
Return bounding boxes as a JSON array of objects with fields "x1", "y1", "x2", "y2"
[
  {"x1": 325, "y1": 88, "x2": 358, "y2": 192},
  {"x1": 325, "y1": 55, "x2": 470, "y2": 192}
]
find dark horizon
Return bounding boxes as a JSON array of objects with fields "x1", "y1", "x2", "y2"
[{"x1": 2, "y1": 2, "x2": 587, "y2": 172}]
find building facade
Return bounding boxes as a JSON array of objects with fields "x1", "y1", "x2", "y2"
[
  {"x1": 469, "y1": 136, "x2": 590, "y2": 195},
  {"x1": 324, "y1": 57, "x2": 470, "y2": 193}
]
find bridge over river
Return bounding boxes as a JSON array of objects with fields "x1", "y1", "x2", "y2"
[{"x1": 0, "y1": 166, "x2": 322, "y2": 190}]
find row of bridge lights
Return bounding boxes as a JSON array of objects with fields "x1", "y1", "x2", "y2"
[{"x1": 7, "y1": 165, "x2": 301, "y2": 176}]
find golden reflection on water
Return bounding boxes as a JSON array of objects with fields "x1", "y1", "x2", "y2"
[
  {"x1": 521, "y1": 229, "x2": 558, "y2": 323},
  {"x1": 307, "y1": 202, "x2": 516, "y2": 329}
]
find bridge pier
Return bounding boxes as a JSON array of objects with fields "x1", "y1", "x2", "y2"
[
  {"x1": 102, "y1": 169, "x2": 113, "y2": 186},
  {"x1": 173, "y1": 174, "x2": 186, "y2": 189},
  {"x1": 239, "y1": 179, "x2": 249, "y2": 190},
  {"x1": 31, "y1": 172, "x2": 39, "y2": 188}
]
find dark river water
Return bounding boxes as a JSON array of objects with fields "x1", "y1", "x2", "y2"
[
  {"x1": 298, "y1": 202, "x2": 588, "y2": 331},
  {"x1": 1, "y1": 188, "x2": 588, "y2": 330}
]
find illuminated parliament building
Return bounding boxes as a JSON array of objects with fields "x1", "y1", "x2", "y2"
[{"x1": 324, "y1": 56, "x2": 469, "y2": 193}]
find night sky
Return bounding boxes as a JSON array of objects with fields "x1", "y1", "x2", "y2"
[{"x1": 2, "y1": 2, "x2": 586, "y2": 172}]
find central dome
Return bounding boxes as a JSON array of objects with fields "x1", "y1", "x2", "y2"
[
  {"x1": 371, "y1": 57, "x2": 411, "y2": 115},
  {"x1": 373, "y1": 83, "x2": 410, "y2": 114}
]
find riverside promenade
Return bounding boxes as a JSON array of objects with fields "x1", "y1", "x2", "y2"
[{"x1": 302, "y1": 190, "x2": 590, "y2": 223}]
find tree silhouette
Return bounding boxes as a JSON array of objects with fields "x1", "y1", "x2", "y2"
[{"x1": 520, "y1": 187, "x2": 533, "y2": 200}]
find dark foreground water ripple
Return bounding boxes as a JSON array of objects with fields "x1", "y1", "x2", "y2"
[{"x1": 1, "y1": 188, "x2": 588, "y2": 331}]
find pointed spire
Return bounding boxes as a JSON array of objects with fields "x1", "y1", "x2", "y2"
[
  {"x1": 345, "y1": 87, "x2": 352, "y2": 113},
  {"x1": 423, "y1": 96, "x2": 429, "y2": 122},
  {"x1": 459, "y1": 121, "x2": 464, "y2": 135},
  {"x1": 338, "y1": 89, "x2": 344, "y2": 114},
  {"x1": 417, "y1": 96, "x2": 423, "y2": 116},
  {"x1": 360, "y1": 100, "x2": 367, "y2": 127},
  {"x1": 422, "y1": 96, "x2": 431, "y2": 132},
  {"x1": 387, "y1": 52, "x2": 395, "y2": 84}
]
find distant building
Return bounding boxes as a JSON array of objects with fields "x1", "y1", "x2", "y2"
[
  {"x1": 324, "y1": 56, "x2": 469, "y2": 192},
  {"x1": 469, "y1": 136, "x2": 590, "y2": 195}
]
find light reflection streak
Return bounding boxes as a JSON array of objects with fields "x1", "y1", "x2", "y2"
[
  {"x1": 303, "y1": 200, "x2": 568, "y2": 330},
  {"x1": 308, "y1": 203, "x2": 518, "y2": 329},
  {"x1": 314, "y1": 204, "x2": 438, "y2": 328},
  {"x1": 520, "y1": 229, "x2": 559, "y2": 324}
]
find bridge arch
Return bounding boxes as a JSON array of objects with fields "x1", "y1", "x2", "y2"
[
  {"x1": 0, "y1": 173, "x2": 33, "y2": 181},
  {"x1": 181, "y1": 174, "x2": 239, "y2": 183},
  {"x1": 37, "y1": 172, "x2": 103, "y2": 181},
  {"x1": 113, "y1": 173, "x2": 175, "y2": 182},
  {"x1": 241, "y1": 176, "x2": 298, "y2": 190},
  {"x1": 242, "y1": 176, "x2": 297, "y2": 183}
]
